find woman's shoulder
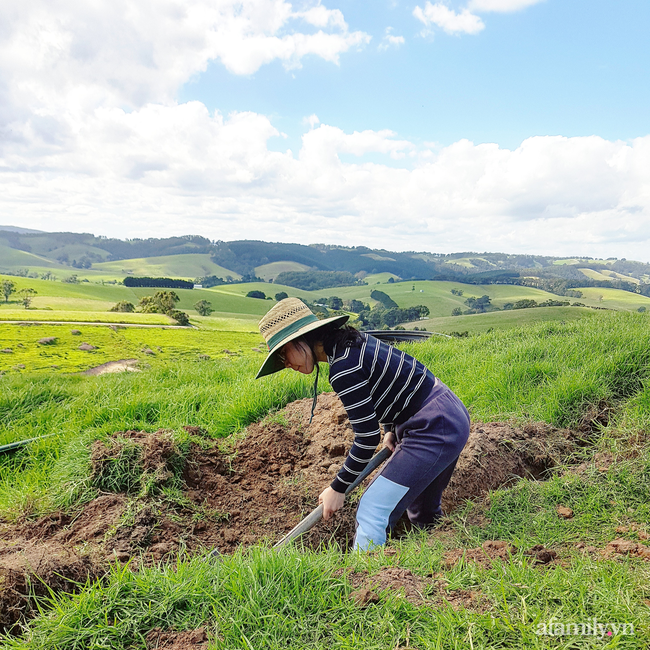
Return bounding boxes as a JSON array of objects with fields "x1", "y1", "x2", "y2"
[{"x1": 328, "y1": 333, "x2": 369, "y2": 366}]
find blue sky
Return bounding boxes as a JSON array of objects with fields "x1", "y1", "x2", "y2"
[
  {"x1": 1, "y1": 0, "x2": 649, "y2": 260},
  {"x1": 181, "y1": 0, "x2": 650, "y2": 152}
]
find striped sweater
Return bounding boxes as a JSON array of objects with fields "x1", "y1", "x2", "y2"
[{"x1": 327, "y1": 333, "x2": 435, "y2": 493}]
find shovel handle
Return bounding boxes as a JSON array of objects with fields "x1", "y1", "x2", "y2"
[{"x1": 273, "y1": 446, "x2": 392, "y2": 549}]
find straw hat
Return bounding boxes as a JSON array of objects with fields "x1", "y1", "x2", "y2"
[{"x1": 256, "y1": 298, "x2": 349, "y2": 379}]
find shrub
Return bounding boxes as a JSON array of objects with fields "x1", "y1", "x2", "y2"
[
  {"x1": 17, "y1": 287, "x2": 37, "y2": 308},
  {"x1": 514, "y1": 299, "x2": 538, "y2": 310},
  {"x1": 274, "y1": 292, "x2": 289, "y2": 301},
  {"x1": 247, "y1": 291, "x2": 266, "y2": 299},
  {"x1": 194, "y1": 300, "x2": 213, "y2": 316},
  {"x1": 170, "y1": 310, "x2": 190, "y2": 326},
  {"x1": 110, "y1": 301, "x2": 135, "y2": 313},
  {"x1": 370, "y1": 290, "x2": 398, "y2": 309}
]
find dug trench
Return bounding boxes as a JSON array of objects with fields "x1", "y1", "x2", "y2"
[{"x1": 0, "y1": 393, "x2": 603, "y2": 633}]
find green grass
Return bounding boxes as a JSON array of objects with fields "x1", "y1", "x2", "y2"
[
  {"x1": 92, "y1": 254, "x2": 240, "y2": 282},
  {"x1": 408, "y1": 306, "x2": 594, "y2": 334},
  {"x1": 5, "y1": 541, "x2": 647, "y2": 649},
  {"x1": 254, "y1": 261, "x2": 311, "y2": 281},
  {"x1": 2, "y1": 311, "x2": 650, "y2": 517},
  {"x1": 0, "y1": 241, "x2": 70, "y2": 272},
  {"x1": 0, "y1": 274, "x2": 275, "y2": 322},
  {"x1": 0, "y1": 323, "x2": 263, "y2": 374},
  {"x1": 3, "y1": 273, "x2": 648, "y2": 333},
  {"x1": 3, "y1": 311, "x2": 650, "y2": 648},
  {"x1": 403, "y1": 311, "x2": 650, "y2": 426},
  {"x1": 573, "y1": 286, "x2": 650, "y2": 310},
  {"x1": 0, "y1": 309, "x2": 171, "y2": 325},
  {"x1": 553, "y1": 258, "x2": 615, "y2": 266}
]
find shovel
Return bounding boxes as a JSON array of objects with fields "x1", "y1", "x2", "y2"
[{"x1": 273, "y1": 446, "x2": 392, "y2": 549}]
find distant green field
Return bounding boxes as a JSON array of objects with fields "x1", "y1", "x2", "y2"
[
  {"x1": 0, "y1": 323, "x2": 264, "y2": 373},
  {"x1": 0, "y1": 275, "x2": 274, "y2": 321},
  {"x1": 574, "y1": 286, "x2": 650, "y2": 310},
  {"x1": 3, "y1": 272, "x2": 649, "y2": 330},
  {"x1": 601, "y1": 269, "x2": 641, "y2": 284},
  {"x1": 579, "y1": 268, "x2": 615, "y2": 282},
  {"x1": 406, "y1": 306, "x2": 596, "y2": 334},
  {"x1": 579, "y1": 268, "x2": 640, "y2": 285},
  {"x1": 254, "y1": 260, "x2": 311, "y2": 281},
  {"x1": 92, "y1": 253, "x2": 239, "y2": 281},
  {"x1": 0, "y1": 309, "x2": 171, "y2": 325},
  {"x1": 0, "y1": 241, "x2": 70, "y2": 272},
  {"x1": 363, "y1": 272, "x2": 400, "y2": 283}
]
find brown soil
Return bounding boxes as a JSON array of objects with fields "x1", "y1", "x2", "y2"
[
  {"x1": 146, "y1": 627, "x2": 210, "y2": 649},
  {"x1": 443, "y1": 540, "x2": 558, "y2": 569},
  {"x1": 0, "y1": 392, "x2": 580, "y2": 632}
]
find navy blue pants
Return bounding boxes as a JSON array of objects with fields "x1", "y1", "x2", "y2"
[{"x1": 354, "y1": 380, "x2": 470, "y2": 550}]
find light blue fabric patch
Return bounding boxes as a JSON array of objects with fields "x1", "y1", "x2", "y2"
[{"x1": 354, "y1": 476, "x2": 409, "y2": 550}]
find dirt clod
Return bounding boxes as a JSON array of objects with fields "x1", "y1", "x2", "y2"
[
  {"x1": 444, "y1": 540, "x2": 516, "y2": 569},
  {"x1": 604, "y1": 538, "x2": 650, "y2": 560},
  {"x1": 37, "y1": 337, "x2": 57, "y2": 345},
  {"x1": 556, "y1": 506, "x2": 574, "y2": 519},
  {"x1": 78, "y1": 342, "x2": 97, "y2": 351},
  {"x1": 524, "y1": 544, "x2": 557, "y2": 564},
  {"x1": 350, "y1": 588, "x2": 380, "y2": 607},
  {"x1": 146, "y1": 627, "x2": 209, "y2": 649}
]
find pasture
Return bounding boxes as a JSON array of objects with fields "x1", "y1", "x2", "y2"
[
  {"x1": 0, "y1": 323, "x2": 263, "y2": 374},
  {"x1": 1, "y1": 312, "x2": 649, "y2": 647}
]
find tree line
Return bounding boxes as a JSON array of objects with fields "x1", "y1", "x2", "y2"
[{"x1": 123, "y1": 277, "x2": 194, "y2": 289}]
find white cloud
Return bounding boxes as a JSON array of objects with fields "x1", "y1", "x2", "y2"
[
  {"x1": 1, "y1": 0, "x2": 649, "y2": 262},
  {"x1": 2, "y1": 100, "x2": 649, "y2": 260},
  {"x1": 468, "y1": 0, "x2": 545, "y2": 12},
  {"x1": 379, "y1": 27, "x2": 405, "y2": 51},
  {"x1": 413, "y1": 2, "x2": 485, "y2": 36},
  {"x1": 0, "y1": 0, "x2": 371, "y2": 115},
  {"x1": 303, "y1": 114, "x2": 321, "y2": 129}
]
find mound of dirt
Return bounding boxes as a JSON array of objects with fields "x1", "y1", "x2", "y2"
[
  {"x1": 0, "y1": 495, "x2": 124, "y2": 632},
  {"x1": 0, "y1": 392, "x2": 580, "y2": 632},
  {"x1": 443, "y1": 421, "x2": 577, "y2": 512}
]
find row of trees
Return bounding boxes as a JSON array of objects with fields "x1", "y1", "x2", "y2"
[
  {"x1": 110, "y1": 293, "x2": 216, "y2": 323},
  {"x1": 451, "y1": 294, "x2": 575, "y2": 316},
  {"x1": 123, "y1": 277, "x2": 194, "y2": 289},
  {"x1": 198, "y1": 272, "x2": 263, "y2": 287},
  {"x1": 110, "y1": 291, "x2": 190, "y2": 325}
]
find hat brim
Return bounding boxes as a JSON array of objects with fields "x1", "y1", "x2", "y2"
[{"x1": 255, "y1": 313, "x2": 350, "y2": 379}]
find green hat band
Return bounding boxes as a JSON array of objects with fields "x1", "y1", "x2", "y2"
[{"x1": 267, "y1": 314, "x2": 319, "y2": 351}]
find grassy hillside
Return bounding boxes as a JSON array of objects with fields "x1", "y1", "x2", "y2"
[
  {"x1": 255, "y1": 260, "x2": 311, "y2": 281},
  {"x1": 92, "y1": 253, "x2": 240, "y2": 281},
  {"x1": 0, "y1": 275, "x2": 273, "y2": 322},
  {"x1": 0, "y1": 241, "x2": 69, "y2": 272},
  {"x1": 574, "y1": 286, "x2": 650, "y2": 310},
  {"x1": 407, "y1": 306, "x2": 595, "y2": 334},
  {"x1": 1, "y1": 312, "x2": 650, "y2": 647}
]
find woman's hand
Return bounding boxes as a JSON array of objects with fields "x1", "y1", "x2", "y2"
[
  {"x1": 383, "y1": 429, "x2": 396, "y2": 452},
  {"x1": 319, "y1": 487, "x2": 345, "y2": 520}
]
